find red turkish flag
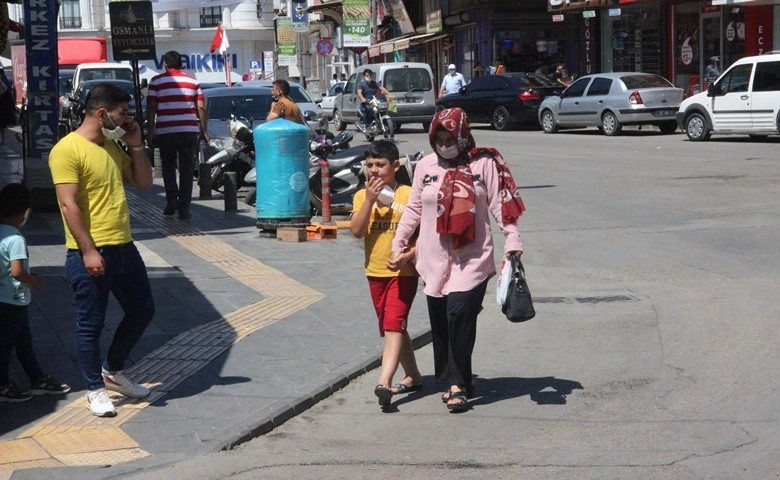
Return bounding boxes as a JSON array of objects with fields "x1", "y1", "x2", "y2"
[{"x1": 210, "y1": 24, "x2": 229, "y2": 54}]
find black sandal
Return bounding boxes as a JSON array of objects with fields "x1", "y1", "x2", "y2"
[
  {"x1": 374, "y1": 385, "x2": 392, "y2": 407},
  {"x1": 446, "y1": 391, "x2": 468, "y2": 411}
]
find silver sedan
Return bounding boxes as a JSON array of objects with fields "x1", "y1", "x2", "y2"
[{"x1": 538, "y1": 72, "x2": 683, "y2": 136}]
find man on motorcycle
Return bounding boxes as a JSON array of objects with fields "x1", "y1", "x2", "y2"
[{"x1": 356, "y1": 69, "x2": 393, "y2": 128}]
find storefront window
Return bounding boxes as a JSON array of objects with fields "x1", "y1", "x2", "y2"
[
  {"x1": 608, "y1": 5, "x2": 662, "y2": 75},
  {"x1": 492, "y1": 23, "x2": 570, "y2": 76},
  {"x1": 722, "y1": 7, "x2": 745, "y2": 71},
  {"x1": 673, "y1": 2, "x2": 702, "y2": 96}
]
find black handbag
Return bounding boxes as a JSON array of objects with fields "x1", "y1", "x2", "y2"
[{"x1": 501, "y1": 253, "x2": 536, "y2": 322}]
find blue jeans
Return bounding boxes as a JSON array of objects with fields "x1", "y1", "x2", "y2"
[
  {"x1": 0, "y1": 302, "x2": 45, "y2": 386},
  {"x1": 65, "y1": 243, "x2": 155, "y2": 390},
  {"x1": 158, "y1": 132, "x2": 199, "y2": 211}
]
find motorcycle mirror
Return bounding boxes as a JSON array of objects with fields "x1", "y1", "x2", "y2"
[{"x1": 303, "y1": 110, "x2": 317, "y2": 121}]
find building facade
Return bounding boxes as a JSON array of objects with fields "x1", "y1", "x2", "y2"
[{"x1": 5, "y1": 0, "x2": 780, "y2": 97}]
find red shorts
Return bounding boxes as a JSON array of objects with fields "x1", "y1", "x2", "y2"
[{"x1": 368, "y1": 275, "x2": 418, "y2": 336}]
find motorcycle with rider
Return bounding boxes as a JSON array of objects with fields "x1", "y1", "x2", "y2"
[{"x1": 356, "y1": 68, "x2": 395, "y2": 142}]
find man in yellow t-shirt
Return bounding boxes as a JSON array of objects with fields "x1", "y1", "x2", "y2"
[
  {"x1": 49, "y1": 83, "x2": 155, "y2": 418},
  {"x1": 351, "y1": 140, "x2": 421, "y2": 408}
]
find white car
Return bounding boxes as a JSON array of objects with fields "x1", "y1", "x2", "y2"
[{"x1": 319, "y1": 81, "x2": 345, "y2": 119}]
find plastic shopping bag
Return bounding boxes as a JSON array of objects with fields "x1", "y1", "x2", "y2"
[{"x1": 495, "y1": 257, "x2": 512, "y2": 306}]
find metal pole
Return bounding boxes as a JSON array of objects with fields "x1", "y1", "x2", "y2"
[
  {"x1": 131, "y1": 59, "x2": 146, "y2": 146},
  {"x1": 296, "y1": 32, "x2": 304, "y2": 87},
  {"x1": 320, "y1": 160, "x2": 331, "y2": 224}
]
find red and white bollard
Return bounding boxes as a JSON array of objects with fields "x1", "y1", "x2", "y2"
[{"x1": 320, "y1": 160, "x2": 332, "y2": 224}]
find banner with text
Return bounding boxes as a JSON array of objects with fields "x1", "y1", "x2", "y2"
[
  {"x1": 343, "y1": 0, "x2": 370, "y2": 47},
  {"x1": 276, "y1": 17, "x2": 297, "y2": 66}
]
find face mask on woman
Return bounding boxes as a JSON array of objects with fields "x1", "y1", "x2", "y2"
[{"x1": 436, "y1": 144, "x2": 460, "y2": 159}]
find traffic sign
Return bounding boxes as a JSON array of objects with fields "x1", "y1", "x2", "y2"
[
  {"x1": 250, "y1": 60, "x2": 261, "y2": 69},
  {"x1": 316, "y1": 39, "x2": 334, "y2": 56},
  {"x1": 109, "y1": 1, "x2": 156, "y2": 60}
]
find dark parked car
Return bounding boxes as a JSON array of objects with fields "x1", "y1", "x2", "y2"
[
  {"x1": 538, "y1": 72, "x2": 683, "y2": 136},
  {"x1": 63, "y1": 79, "x2": 141, "y2": 132},
  {"x1": 436, "y1": 73, "x2": 564, "y2": 131}
]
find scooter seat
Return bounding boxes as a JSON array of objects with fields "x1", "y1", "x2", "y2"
[{"x1": 325, "y1": 145, "x2": 366, "y2": 169}]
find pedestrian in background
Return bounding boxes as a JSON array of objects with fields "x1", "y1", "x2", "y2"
[
  {"x1": 266, "y1": 79, "x2": 305, "y2": 125},
  {"x1": 330, "y1": 73, "x2": 339, "y2": 87},
  {"x1": 439, "y1": 64, "x2": 466, "y2": 97},
  {"x1": 50, "y1": 83, "x2": 155, "y2": 417},
  {"x1": 0, "y1": 183, "x2": 71, "y2": 403},
  {"x1": 0, "y1": 67, "x2": 16, "y2": 145},
  {"x1": 351, "y1": 140, "x2": 422, "y2": 408},
  {"x1": 146, "y1": 50, "x2": 209, "y2": 220},
  {"x1": 389, "y1": 107, "x2": 525, "y2": 412}
]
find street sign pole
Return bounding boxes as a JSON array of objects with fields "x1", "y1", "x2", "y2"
[
  {"x1": 131, "y1": 59, "x2": 145, "y2": 145},
  {"x1": 108, "y1": 0, "x2": 156, "y2": 146}
]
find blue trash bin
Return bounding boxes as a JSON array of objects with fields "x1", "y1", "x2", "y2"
[{"x1": 254, "y1": 119, "x2": 310, "y2": 224}]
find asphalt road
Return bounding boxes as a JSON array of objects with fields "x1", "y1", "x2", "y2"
[{"x1": 122, "y1": 125, "x2": 779, "y2": 480}]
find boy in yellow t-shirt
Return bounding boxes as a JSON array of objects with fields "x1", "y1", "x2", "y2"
[{"x1": 351, "y1": 140, "x2": 421, "y2": 408}]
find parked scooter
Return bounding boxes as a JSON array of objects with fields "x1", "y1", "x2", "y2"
[
  {"x1": 203, "y1": 114, "x2": 255, "y2": 192},
  {"x1": 308, "y1": 131, "x2": 363, "y2": 215},
  {"x1": 356, "y1": 94, "x2": 394, "y2": 142},
  {"x1": 242, "y1": 130, "x2": 355, "y2": 208}
]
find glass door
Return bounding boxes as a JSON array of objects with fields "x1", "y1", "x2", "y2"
[{"x1": 701, "y1": 13, "x2": 723, "y2": 90}]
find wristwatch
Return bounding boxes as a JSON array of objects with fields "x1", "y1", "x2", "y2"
[{"x1": 128, "y1": 145, "x2": 145, "y2": 152}]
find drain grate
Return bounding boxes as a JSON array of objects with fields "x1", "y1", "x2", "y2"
[{"x1": 535, "y1": 295, "x2": 636, "y2": 304}]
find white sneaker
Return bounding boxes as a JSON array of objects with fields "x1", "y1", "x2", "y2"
[
  {"x1": 87, "y1": 388, "x2": 117, "y2": 417},
  {"x1": 102, "y1": 369, "x2": 150, "y2": 398}
]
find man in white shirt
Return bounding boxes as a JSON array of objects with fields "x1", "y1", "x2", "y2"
[{"x1": 439, "y1": 64, "x2": 466, "y2": 97}]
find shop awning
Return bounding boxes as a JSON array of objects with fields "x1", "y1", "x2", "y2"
[
  {"x1": 547, "y1": 0, "x2": 658, "y2": 13},
  {"x1": 305, "y1": 0, "x2": 343, "y2": 13},
  {"x1": 58, "y1": 38, "x2": 108, "y2": 67},
  {"x1": 710, "y1": 0, "x2": 780, "y2": 5},
  {"x1": 368, "y1": 32, "x2": 449, "y2": 57}
]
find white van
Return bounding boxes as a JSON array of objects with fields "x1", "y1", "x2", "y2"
[
  {"x1": 70, "y1": 62, "x2": 134, "y2": 93},
  {"x1": 333, "y1": 62, "x2": 436, "y2": 132},
  {"x1": 677, "y1": 52, "x2": 780, "y2": 141}
]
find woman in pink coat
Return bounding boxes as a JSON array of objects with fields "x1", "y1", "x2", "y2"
[{"x1": 389, "y1": 107, "x2": 525, "y2": 412}]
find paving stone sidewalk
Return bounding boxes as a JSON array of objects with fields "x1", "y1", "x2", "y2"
[{"x1": 0, "y1": 139, "x2": 430, "y2": 479}]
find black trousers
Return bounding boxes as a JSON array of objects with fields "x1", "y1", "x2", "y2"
[
  {"x1": 426, "y1": 279, "x2": 488, "y2": 395},
  {"x1": 158, "y1": 133, "x2": 199, "y2": 210}
]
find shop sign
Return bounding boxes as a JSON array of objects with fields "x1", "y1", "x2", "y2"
[
  {"x1": 549, "y1": 0, "x2": 610, "y2": 12},
  {"x1": 427, "y1": 10, "x2": 442, "y2": 34},
  {"x1": 552, "y1": 14, "x2": 564, "y2": 22},
  {"x1": 24, "y1": 0, "x2": 59, "y2": 161},
  {"x1": 608, "y1": 8, "x2": 621, "y2": 17},
  {"x1": 580, "y1": 16, "x2": 598, "y2": 76},
  {"x1": 276, "y1": 17, "x2": 297, "y2": 66},
  {"x1": 343, "y1": 0, "x2": 370, "y2": 47},
  {"x1": 582, "y1": 10, "x2": 596, "y2": 18},
  {"x1": 109, "y1": 1, "x2": 157, "y2": 61},
  {"x1": 291, "y1": 0, "x2": 309, "y2": 33}
]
